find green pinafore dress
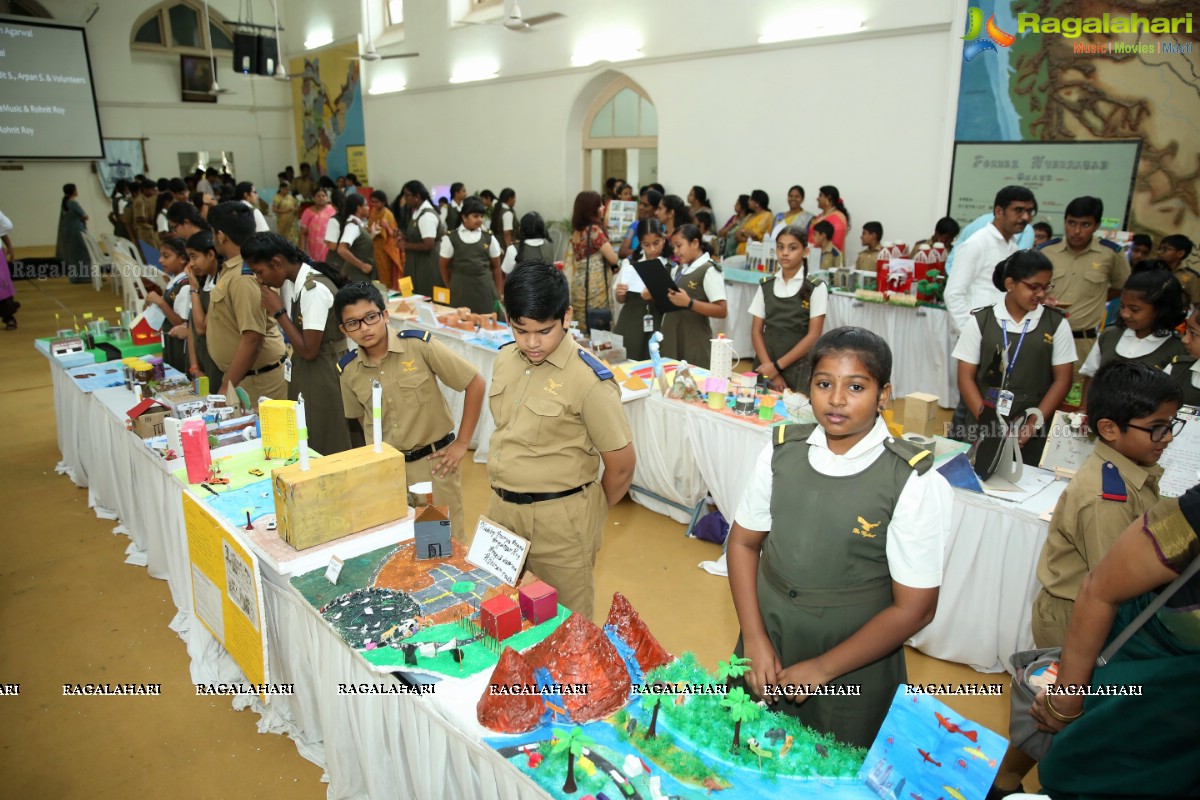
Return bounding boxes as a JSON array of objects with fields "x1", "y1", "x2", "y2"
[
  {"x1": 194, "y1": 279, "x2": 224, "y2": 390},
  {"x1": 753, "y1": 275, "x2": 822, "y2": 392},
  {"x1": 613, "y1": 257, "x2": 665, "y2": 362},
  {"x1": 660, "y1": 257, "x2": 719, "y2": 369},
  {"x1": 446, "y1": 229, "x2": 498, "y2": 314},
  {"x1": 1167, "y1": 356, "x2": 1200, "y2": 406},
  {"x1": 288, "y1": 272, "x2": 352, "y2": 455},
  {"x1": 343, "y1": 219, "x2": 378, "y2": 283},
  {"x1": 1094, "y1": 326, "x2": 1187, "y2": 371},
  {"x1": 159, "y1": 275, "x2": 188, "y2": 374},
  {"x1": 406, "y1": 207, "x2": 443, "y2": 297},
  {"x1": 733, "y1": 423, "x2": 932, "y2": 749}
]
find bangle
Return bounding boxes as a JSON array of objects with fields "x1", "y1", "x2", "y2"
[
  {"x1": 687, "y1": 297, "x2": 695, "y2": 310},
  {"x1": 773, "y1": 360, "x2": 784, "y2": 375},
  {"x1": 273, "y1": 308, "x2": 287, "y2": 320},
  {"x1": 1043, "y1": 691, "x2": 1083, "y2": 723}
]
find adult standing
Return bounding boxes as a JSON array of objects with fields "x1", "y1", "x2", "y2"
[
  {"x1": 368, "y1": 190, "x2": 402, "y2": 290},
  {"x1": 1039, "y1": 196, "x2": 1131, "y2": 364},
  {"x1": 108, "y1": 180, "x2": 132, "y2": 239},
  {"x1": 618, "y1": 188, "x2": 661, "y2": 260},
  {"x1": 734, "y1": 190, "x2": 773, "y2": 255},
  {"x1": 773, "y1": 185, "x2": 815, "y2": 236},
  {"x1": 687, "y1": 185, "x2": 713, "y2": 221},
  {"x1": 656, "y1": 194, "x2": 693, "y2": 237},
  {"x1": 808, "y1": 185, "x2": 850, "y2": 253},
  {"x1": 272, "y1": 178, "x2": 301, "y2": 246},
  {"x1": 401, "y1": 180, "x2": 444, "y2": 297},
  {"x1": 0, "y1": 209, "x2": 18, "y2": 330},
  {"x1": 719, "y1": 194, "x2": 751, "y2": 259},
  {"x1": 567, "y1": 191, "x2": 619, "y2": 334},
  {"x1": 56, "y1": 184, "x2": 89, "y2": 282},
  {"x1": 236, "y1": 181, "x2": 271, "y2": 233},
  {"x1": 299, "y1": 187, "x2": 336, "y2": 260},
  {"x1": 292, "y1": 162, "x2": 317, "y2": 200}
]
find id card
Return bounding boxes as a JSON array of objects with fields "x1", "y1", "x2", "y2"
[
  {"x1": 996, "y1": 389, "x2": 1014, "y2": 418},
  {"x1": 283, "y1": 357, "x2": 292, "y2": 383},
  {"x1": 643, "y1": 314, "x2": 654, "y2": 332}
]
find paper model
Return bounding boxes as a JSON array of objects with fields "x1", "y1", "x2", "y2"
[
  {"x1": 518, "y1": 580, "x2": 558, "y2": 625},
  {"x1": 480, "y1": 594, "x2": 521, "y2": 641},
  {"x1": 414, "y1": 504, "x2": 452, "y2": 560}
]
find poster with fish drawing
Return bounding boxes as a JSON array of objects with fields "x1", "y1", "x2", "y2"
[{"x1": 859, "y1": 687, "x2": 1006, "y2": 800}]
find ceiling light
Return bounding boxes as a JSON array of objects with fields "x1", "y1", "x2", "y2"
[
  {"x1": 368, "y1": 77, "x2": 407, "y2": 95},
  {"x1": 449, "y1": 60, "x2": 499, "y2": 84},
  {"x1": 304, "y1": 31, "x2": 333, "y2": 50},
  {"x1": 759, "y1": 11, "x2": 865, "y2": 44}
]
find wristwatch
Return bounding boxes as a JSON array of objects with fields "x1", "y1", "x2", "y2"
[
  {"x1": 273, "y1": 308, "x2": 287, "y2": 320},
  {"x1": 687, "y1": 298, "x2": 695, "y2": 310}
]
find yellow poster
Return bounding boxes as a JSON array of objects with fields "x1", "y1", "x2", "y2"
[
  {"x1": 183, "y1": 494, "x2": 269, "y2": 691},
  {"x1": 346, "y1": 146, "x2": 368, "y2": 183}
]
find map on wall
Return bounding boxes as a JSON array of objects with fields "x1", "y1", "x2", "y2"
[
  {"x1": 955, "y1": 0, "x2": 1200, "y2": 244},
  {"x1": 290, "y1": 42, "x2": 364, "y2": 179}
]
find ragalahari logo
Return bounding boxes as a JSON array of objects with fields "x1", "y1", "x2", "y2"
[{"x1": 962, "y1": 7, "x2": 1015, "y2": 61}]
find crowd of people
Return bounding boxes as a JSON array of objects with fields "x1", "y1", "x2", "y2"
[{"x1": 55, "y1": 162, "x2": 1200, "y2": 797}]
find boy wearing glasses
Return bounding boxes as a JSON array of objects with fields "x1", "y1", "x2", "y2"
[
  {"x1": 334, "y1": 282, "x2": 485, "y2": 542},
  {"x1": 993, "y1": 360, "x2": 1182, "y2": 796}
]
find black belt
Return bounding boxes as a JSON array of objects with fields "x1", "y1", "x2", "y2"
[
  {"x1": 1072, "y1": 329, "x2": 1098, "y2": 339},
  {"x1": 245, "y1": 357, "x2": 285, "y2": 376},
  {"x1": 403, "y1": 432, "x2": 455, "y2": 462},
  {"x1": 492, "y1": 483, "x2": 589, "y2": 505}
]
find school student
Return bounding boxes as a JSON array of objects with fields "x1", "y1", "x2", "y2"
[
  {"x1": 1079, "y1": 270, "x2": 1188, "y2": 399},
  {"x1": 438, "y1": 196, "x2": 503, "y2": 314},
  {"x1": 502, "y1": 212, "x2": 555, "y2": 274},
  {"x1": 661, "y1": 224, "x2": 726, "y2": 368},
  {"x1": 855, "y1": 221, "x2": 883, "y2": 272},
  {"x1": 953, "y1": 250, "x2": 1076, "y2": 464},
  {"x1": 990, "y1": 361, "x2": 1182, "y2": 797},
  {"x1": 335, "y1": 282, "x2": 484, "y2": 542},
  {"x1": 184, "y1": 231, "x2": 224, "y2": 390},
  {"x1": 243, "y1": 232, "x2": 353, "y2": 456},
  {"x1": 750, "y1": 226, "x2": 827, "y2": 392},
  {"x1": 614, "y1": 219, "x2": 669, "y2": 361},
  {"x1": 1158, "y1": 234, "x2": 1200, "y2": 305},
  {"x1": 486, "y1": 263, "x2": 635, "y2": 620},
  {"x1": 143, "y1": 236, "x2": 192, "y2": 373},
  {"x1": 1164, "y1": 306, "x2": 1200, "y2": 406},
  {"x1": 727, "y1": 326, "x2": 951, "y2": 748},
  {"x1": 401, "y1": 180, "x2": 444, "y2": 297},
  {"x1": 335, "y1": 194, "x2": 377, "y2": 283},
  {"x1": 810, "y1": 220, "x2": 844, "y2": 269},
  {"x1": 491, "y1": 188, "x2": 517, "y2": 249}
]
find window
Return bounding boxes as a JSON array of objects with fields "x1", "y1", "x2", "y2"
[
  {"x1": 582, "y1": 76, "x2": 658, "y2": 194},
  {"x1": 386, "y1": 0, "x2": 404, "y2": 28},
  {"x1": 130, "y1": 0, "x2": 234, "y2": 55}
]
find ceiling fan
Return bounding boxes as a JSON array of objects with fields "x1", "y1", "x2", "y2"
[
  {"x1": 467, "y1": 1, "x2": 565, "y2": 32},
  {"x1": 202, "y1": 0, "x2": 235, "y2": 94},
  {"x1": 356, "y1": 2, "x2": 420, "y2": 61}
]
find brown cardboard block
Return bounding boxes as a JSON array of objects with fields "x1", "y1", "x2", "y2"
[
  {"x1": 902, "y1": 392, "x2": 940, "y2": 437},
  {"x1": 272, "y1": 443, "x2": 408, "y2": 550}
]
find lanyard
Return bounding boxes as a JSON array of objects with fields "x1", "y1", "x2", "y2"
[{"x1": 1001, "y1": 318, "x2": 1031, "y2": 384}]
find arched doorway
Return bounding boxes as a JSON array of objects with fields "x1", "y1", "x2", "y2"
[{"x1": 581, "y1": 76, "x2": 658, "y2": 193}]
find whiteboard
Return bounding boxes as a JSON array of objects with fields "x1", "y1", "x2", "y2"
[{"x1": 948, "y1": 141, "x2": 1141, "y2": 231}]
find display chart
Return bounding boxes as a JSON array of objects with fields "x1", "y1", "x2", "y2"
[
  {"x1": 948, "y1": 141, "x2": 1140, "y2": 230},
  {"x1": 0, "y1": 19, "x2": 103, "y2": 159}
]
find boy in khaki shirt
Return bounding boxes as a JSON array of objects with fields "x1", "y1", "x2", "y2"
[
  {"x1": 487, "y1": 263, "x2": 636, "y2": 621},
  {"x1": 335, "y1": 282, "x2": 484, "y2": 542},
  {"x1": 206, "y1": 202, "x2": 288, "y2": 406}
]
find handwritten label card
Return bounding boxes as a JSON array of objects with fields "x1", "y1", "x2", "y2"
[
  {"x1": 465, "y1": 516, "x2": 531, "y2": 587},
  {"x1": 325, "y1": 555, "x2": 345, "y2": 585}
]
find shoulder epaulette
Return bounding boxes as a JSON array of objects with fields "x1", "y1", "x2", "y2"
[
  {"x1": 240, "y1": 262, "x2": 254, "y2": 275},
  {"x1": 773, "y1": 422, "x2": 817, "y2": 447},
  {"x1": 760, "y1": 274, "x2": 775, "y2": 286},
  {"x1": 1038, "y1": 237, "x2": 1062, "y2": 250},
  {"x1": 882, "y1": 436, "x2": 934, "y2": 475},
  {"x1": 577, "y1": 348, "x2": 613, "y2": 380},
  {"x1": 499, "y1": 340, "x2": 517, "y2": 348},
  {"x1": 1098, "y1": 238, "x2": 1122, "y2": 252},
  {"x1": 1182, "y1": 266, "x2": 1200, "y2": 281},
  {"x1": 970, "y1": 304, "x2": 993, "y2": 316},
  {"x1": 337, "y1": 349, "x2": 358, "y2": 373},
  {"x1": 1043, "y1": 304, "x2": 1067, "y2": 319},
  {"x1": 1100, "y1": 461, "x2": 1128, "y2": 502},
  {"x1": 1172, "y1": 354, "x2": 1197, "y2": 366},
  {"x1": 398, "y1": 329, "x2": 432, "y2": 342}
]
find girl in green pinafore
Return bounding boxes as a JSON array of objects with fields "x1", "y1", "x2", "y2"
[
  {"x1": 438, "y1": 196, "x2": 503, "y2": 314},
  {"x1": 335, "y1": 194, "x2": 378, "y2": 284},
  {"x1": 401, "y1": 180, "x2": 444, "y2": 298},
  {"x1": 953, "y1": 250, "x2": 1077, "y2": 464},
  {"x1": 242, "y1": 232, "x2": 353, "y2": 455},
  {"x1": 614, "y1": 219, "x2": 668, "y2": 362},
  {"x1": 750, "y1": 225, "x2": 827, "y2": 393},
  {"x1": 661, "y1": 223, "x2": 726, "y2": 368},
  {"x1": 1164, "y1": 307, "x2": 1200, "y2": 406},
  {"x1": 145, "y1": 236, "x2": 192, "y2": 374},
  {"x1": 727, "y1": 326, "x2": 952, "y2": 749},
  {"x1": 1079, "y1": 269, "x2": 1188, "y2": 403},
  {"x1": 184, "y1": 231, "x2": 225, "y2": 391}
]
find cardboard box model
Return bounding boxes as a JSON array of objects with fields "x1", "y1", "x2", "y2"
[
  {"x1": 480, "y1": 595, "x2": 521, "y2": 641},
  {"x1": 413, "y1": 505, "x2": 451, "y2": 560},
  {"x1": 518, "y1": 580, "x2": 558, "y2": 624},
  {"x1": 272, "y1": 443, "x2": 408, "y2": 550},
  {"x1": 902, "y1": 392, "x2": 940, "y2": 438},
  {"x1": 127, "y1": 398, "x2": 171, "y2": 438}
]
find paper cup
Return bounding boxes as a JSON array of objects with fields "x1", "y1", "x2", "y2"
[{"x1": 707, "y1": 392, "x2": 726, "y2": 410}]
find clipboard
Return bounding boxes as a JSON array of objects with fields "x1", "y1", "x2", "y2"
[{"x1": 632, "y1": 259, "x2": 683, "y2": 314}]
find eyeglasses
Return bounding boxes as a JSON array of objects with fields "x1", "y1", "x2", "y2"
[
  {"x1": 1126, "y1": 417, "x2": 1187, "y2": 442},
  {"x1": 340, "y1": 311, "x2": 384, "y2": 332},
  {"x1": 1017, "y1": 278, "x2": 1054, "y2": 293}
]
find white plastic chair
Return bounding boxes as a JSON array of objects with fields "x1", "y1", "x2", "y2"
[{"x1": 80, "y1": 230, "x2": 110, "y2": 292}]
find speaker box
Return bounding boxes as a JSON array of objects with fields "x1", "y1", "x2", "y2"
[
  {"x1": 255, "y1": 35, "x2": 278, "y2": 76},
  {"x1": 233, "y1": 32, "x2": 258, "y2": 75}
]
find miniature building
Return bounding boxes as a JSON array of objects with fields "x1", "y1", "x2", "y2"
[
  {"x1": 128, "y1": 309, "x2": 159, "y2": 346},
  {"x1": 518, "y1": 580, "x2": 558, "y2": 624},
  {"x1": 413, "y1": 504, "x2": 452, "y2": 560},
  {"x1": 126, "y1": 398, "x2": 171, "y2": 438},
  {"x1": 479, "y1": 594, "x2": 521, "y2": 641}
]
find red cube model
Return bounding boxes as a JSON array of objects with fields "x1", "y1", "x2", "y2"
[
  {"x1": 480, "y1": 595, "x2": 521, "y2": 641},
  {"x1": 518, "y1": 580, "x2": 558, "y2": 624}
]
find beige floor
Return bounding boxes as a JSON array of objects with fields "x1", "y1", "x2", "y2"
[{"x1": 0, "y1": 277, "x2": 1028, "y2": 797}]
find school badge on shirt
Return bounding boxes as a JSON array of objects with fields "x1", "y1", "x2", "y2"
[
  {"x1": 401, "y1": 359, "x2": 417, "y2": 373},
  {"x1": 852, "y1": 517, "x2": 880, "y2": 538},
  {"x1": 544, "y1": 377, "x2": 561, "y2": 396}
]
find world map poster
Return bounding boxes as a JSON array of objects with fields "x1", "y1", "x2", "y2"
[
  {"x1": 290, "y1": 42, "x2": 364, "y2": 179},
  {"x1": 955, "y1": 0, "x2": 1200, "y2": 244}
]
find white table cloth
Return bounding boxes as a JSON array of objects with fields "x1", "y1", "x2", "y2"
[{"x1": 824, "y1": 292, "x2": 959, "y2": 408}]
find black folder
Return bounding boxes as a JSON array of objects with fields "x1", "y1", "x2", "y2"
[{"x1": 632, "y1": 259, "x2": 684, "y2": 314}]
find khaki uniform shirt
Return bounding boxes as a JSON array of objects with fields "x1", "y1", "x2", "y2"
[
  {"x1": 820, "y1": 246, "x2": 844, "y2": 270},
  {"x1": 487, "y1": 335, "x2": 632, "y2": 493},
  {"x1": 855, "y1": 246, "x2": 880, "y2": 272},
  {"x1": 1037, "y1": 441, "x2": 1162, "y2": 601},
  {"x1": 1171, "y1": 263, "x2": 1200, "y2": 306},
  {"x1": 1042, "y1": 238, "x2": 1130, "y2": 330},
  {"x1": 339, "y1": 328, "x2": 478, "y2": 451},
  {"x1": 205, "y1": 255, "x2": 287, "y2": 372}
]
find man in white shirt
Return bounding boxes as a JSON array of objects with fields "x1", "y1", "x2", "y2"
[
  {"x1": 236, "y1": 181, "x2": 271, "y2": 233},
  {"x1": 944, "y1": 186, "x2": 1037, "y2": 334}
]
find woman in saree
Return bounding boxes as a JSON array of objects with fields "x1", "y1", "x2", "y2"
[
  {"x1": 272, "y1": 178, "x2": 300, "y2": 246},
  {"x1": 299, "y1": 187, "x2": 336, "y2": 261},
  {"x1": 567, "y1": 190, "x2": 619, "y2": 334},
  {"x1": 368, "y1": 190, "x2": 402, "y2": 290},
  {"x1": 733, "y1": 189, "x2": 773, "y2": 255}
]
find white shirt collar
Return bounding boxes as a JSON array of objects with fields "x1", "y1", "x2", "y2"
[
  {"x1": 451, "y1": 200, "x2": 462, "y2": 211},
  {"x1": 987, "y1": 222, "x2": 1016, "y2": 244},
  {"x1": 806, "y1": 415, "x2": 890, "y2": 460},
  {"x1": 294, "y1": 262, "x2": 315, "y2": 288},
  {"x1": 418, "y1": 199, "x2": 435, "y2": 214},
  {"x1": 993, "y1": 300, "x2": 1044, "y2": 327},
  {"x1": 165, "y1": 271, "x2": 188, "y2": 290},
  {"x1": 681, "y1": 252, "x2": 711, "y2": 273},
  {"x1": 1119, "y1": 328, "x2": 1168, "y2": 346}
]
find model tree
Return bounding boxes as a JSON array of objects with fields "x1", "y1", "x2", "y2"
[
  {"x1": 551, "y1": 727, "x2": 593, "y2": 794},
  {"x1": 716, "y1": 654, "x2": 751, "y2": 682},
  {"x1": 644, "y1": 693, "x2": 662, "y2": 739},
  {"x1": 720, "y1": 687, "x2": 761, "y2": 752}
]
